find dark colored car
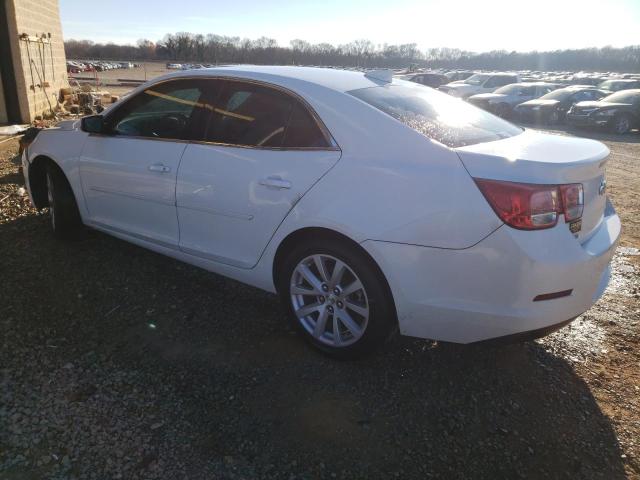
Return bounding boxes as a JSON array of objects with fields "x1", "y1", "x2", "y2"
[
  {"x1": 401, "y1": 72, "x2": 450, "y2": 88},
  {"x1": 467, "y1": 82, "x2": 559, "y2": 118},
  {"x1": 566, "y1": 89, "x2": 640, "y2": 134},
  {"x1": 598, "y1": 79, "x2": 640, "y2": 92},
  {"x1": 514, "y1": 86, "x2": 607, "y2": 125}
]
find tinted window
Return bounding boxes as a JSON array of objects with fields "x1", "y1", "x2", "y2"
[
  {"x1": 205, "y1": 82, "x2": 292, "y2": 147},
  {"x1": 464, "y1": 74, "x2": 491, "y2": 86},
  {"x1": 602, "y1": 90, "x2": 640, "y2": 103},
  {"x1": 282, "y1": 102, "x2": 330, "y2": 148},
  {"x1": 205, "y1": 81, "x2": 329, "y2": 148},
  {"x1": 541, "y1": 88, "x2": 575, "y2": 101},
  {"x1": 486, "y1": 76, "x2": 517, "y2": 88},
  {"x1": 349, "y1": 83, "x2": 522, "y2": 148},
  {"x1": 494, "y1": 84, "x2": 524, "y2": 95},
  {"x1": 108, "y1": 80, "x2": 206, "y2": 140},
  {"x1": 573, "y1": 90, "x2": 597, "y2": 102}
]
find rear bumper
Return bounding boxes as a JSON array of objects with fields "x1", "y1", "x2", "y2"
[{"x1": 362, "y1": 201, "x2": 620, "y2": 343}]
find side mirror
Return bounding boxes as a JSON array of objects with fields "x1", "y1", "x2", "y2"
[{"x1": 81, "y1": 115, "x2": 105, "y2": 134}]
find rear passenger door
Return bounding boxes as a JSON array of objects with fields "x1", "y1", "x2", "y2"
[{"x1": 176, "y1": 79, "x2": 341, "y2": 269}]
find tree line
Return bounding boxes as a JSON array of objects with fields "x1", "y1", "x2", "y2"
[{"x1": 64, "y1": 34, "x2": 640, "y2": 72}]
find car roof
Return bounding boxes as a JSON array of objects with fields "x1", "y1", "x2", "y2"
[
  {"x1": 150, "y1": 65, "x2": 390, "y2": 93},
  {"x1": 604, "y1": 88, "x2": 640, "y2": 95}
]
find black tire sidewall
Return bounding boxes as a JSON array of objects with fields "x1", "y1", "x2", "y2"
[
  {"x1": 46, "y1": 164, "x2": 82, "y2": 239},
  {"x1": 612, "y1": 114, "x2": 630, "y2": 134},
  {"x1": 279, "y1": 239, "x2": 395, "y2": 359}
]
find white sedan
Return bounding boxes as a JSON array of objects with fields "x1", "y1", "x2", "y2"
[{"x1": 22, "y1": 66, "x2": 620, "y2": 358}]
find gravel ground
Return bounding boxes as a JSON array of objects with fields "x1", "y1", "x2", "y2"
[{"x1": 0, "y1": 126, "x2": 639, "y2": 479}]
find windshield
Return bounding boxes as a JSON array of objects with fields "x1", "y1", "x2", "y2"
[
  {"x1": 494, "y1": 84, "x2": 524, "y2": 95},
  {"x1": 464, "y1": 74, "x2": 490, "y2": 85},
  {"x1": 539, "y1": 89, "x2": 574, "y2": 101},
  {"x1": 602, "y1": 91, "x2": 639, "y2": 104},
  {"x1": 348, "y1": 83, "x2": 522, "y2": 148},
  {"x1": 599, "y1": 80, "x2": 629, "y2": 91}
]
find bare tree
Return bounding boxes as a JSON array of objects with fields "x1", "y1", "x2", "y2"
[{"x1": 65, "y1": 33, "x2": 640, "y2": 73}]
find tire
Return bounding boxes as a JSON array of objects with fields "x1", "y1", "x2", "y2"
[
  {"x1": 46, "y1": 163, "x2": 83, "y2": 239},
  {"x1": 547, "y1": 110, "x2": 560, "y2": 125},
  {"x1": 496, "y1": 103, "x2": 511, "y2": 118},
  {"x1": 611, "y1": 114, "x2": 631, "y2": 135},
  {"x1": 278, "y1": 238, "x2": 396, "y2": 359}
]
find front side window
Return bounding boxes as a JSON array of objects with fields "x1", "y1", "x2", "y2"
[
  {"x1": 464, "y1": 74, "x2": 490, "y2": 86},
  {"x1": 204, "y1": 81, "x2": 330, "y2": 149},
  {"x1": 349, "y1": 83, "x2": 522, "y2": 148},
  {"x1": 486, "y1": 76, "x2": 517, "y2": 88},
  {"x1": 108, "y1": 80, "x2": 206, "y2": 140}
]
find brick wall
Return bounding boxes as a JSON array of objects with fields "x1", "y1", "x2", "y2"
[{"x1": 5, "y1": 0, "x2": 68, "y2": 122}]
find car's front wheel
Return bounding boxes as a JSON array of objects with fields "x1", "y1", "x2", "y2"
[
  {"x1": 46, "y1": 164, "x2": 83, "y2": 239},
  {"x1": 611, "y1": 114, "x2": 631, "y2": 134},
  {"x1": 279, "y1": 239, "x2": 396, "y2": 359}
]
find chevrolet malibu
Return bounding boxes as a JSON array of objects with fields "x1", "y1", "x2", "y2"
[{"x1": 22, "y1": 66, "x2": 620, "y2": 358}]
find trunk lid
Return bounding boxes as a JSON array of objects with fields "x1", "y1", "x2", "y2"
[{"x1": 456, "y1": 129, "x2": 609, "y2": 241}]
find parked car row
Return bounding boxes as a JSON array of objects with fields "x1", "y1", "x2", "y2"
[
  {"x1": 395, "y1": 68, "x2": 640, "y2": 133},
  {"x1": 166, "y1": 63, "x2": 218, "y2": 70},
  {"x1": 67, "y1": 61, "x2": 140, "y2": 74},
  {"x1": 566, "y1": 89, "x2": 640, "y2": 134}
]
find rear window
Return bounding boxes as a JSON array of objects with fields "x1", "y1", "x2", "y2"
[
  {"x1": 602, "y1": 90, "x2": 640, "y2": 104},
  {"x1": 348, "y1": 83, "x2": 522, "y2": 148}
]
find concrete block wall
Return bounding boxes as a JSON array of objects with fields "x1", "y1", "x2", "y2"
[{"x1": 5, "y1": 0, "x2": 68, "y2": 122}]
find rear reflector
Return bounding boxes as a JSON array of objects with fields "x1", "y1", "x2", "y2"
[
  {"x1": 533, "y1": 289, "x2": 573, "y2": 302},
  {"x1": 474, "y1": 179, "x2": 584, "y2": 230}
]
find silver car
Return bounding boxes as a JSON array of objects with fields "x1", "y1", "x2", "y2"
[{"x1": 468, "y1": 82, "x2": 560, "y2": 118}]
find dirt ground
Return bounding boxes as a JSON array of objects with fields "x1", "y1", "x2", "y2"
[{"x1": 0, "y1": 124, "x2": 639, "y2": 479}]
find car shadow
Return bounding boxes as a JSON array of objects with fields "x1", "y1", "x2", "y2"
[{"x1": 0, "y1": 213, "x2": 629, "y2": 479}]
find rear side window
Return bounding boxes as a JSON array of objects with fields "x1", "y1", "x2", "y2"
[
  {"x1": 349, "y1": 83, "x2": 522, "y2": 148},
  {"x1": 204, "y1": 81, "x2": 330, "y2": 149},
  {"x1": 282, "y1": 103, "x2": 329, "y2": 148},
  {"x1": 108, "y1": 80, "x2": 206, "y2": 140}
]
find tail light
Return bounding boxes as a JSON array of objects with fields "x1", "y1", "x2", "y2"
[
  {"x1": 559, "y1": 184, "x2": 584, "y2": 221},
  {"x1": 474, "y1": 179, "x2": 583, "y2": 230}
]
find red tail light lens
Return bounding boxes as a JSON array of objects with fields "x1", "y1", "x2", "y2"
[{"x1": 475, "y1": 179, "x2": 583, "y2": 230}]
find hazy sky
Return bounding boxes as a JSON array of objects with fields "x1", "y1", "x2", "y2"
[{"x1": 60, "y1": 0, "x2": 640, "y2": 53}]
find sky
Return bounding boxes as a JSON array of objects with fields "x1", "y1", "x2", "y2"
[{"x1": 59, "y1": 0, "x2": 640, "y2": 53}]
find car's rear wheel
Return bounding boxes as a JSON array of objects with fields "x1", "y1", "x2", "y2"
[
  {"x1": 46, "y1": 164, "x2": 83, "y2": 239},
  {"x1": 496, "y1": 103, "x2": 511, "y2": 118},
  {"x1": 611, "y1": 114, "x2": 631, "y2": 134},
  {"x1": 279, "y1": 239, "x2": 395, "y2": 359},
  {"x1": 547, "y1": 110, "x2": 560, "y2": 125}
]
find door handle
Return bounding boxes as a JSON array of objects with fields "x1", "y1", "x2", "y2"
[
  {"x1": 148, "y1": 163, "x2": 171, "y2": 173},
  {"x1": 259, "y1": 176, "x2": 291, "y2": 189}
]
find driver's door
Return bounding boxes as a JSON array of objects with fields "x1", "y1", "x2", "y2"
[{"x1": 78, "y1": 79, "x2": 208, "y2": 247}]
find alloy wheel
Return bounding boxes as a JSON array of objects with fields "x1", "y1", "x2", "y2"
[
  {"x1": 290, "y1": 254, "x2": 369, "y2": 347},
  {"x1": 615, "y1": 116, "x2": 630, "y2": 134}
]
